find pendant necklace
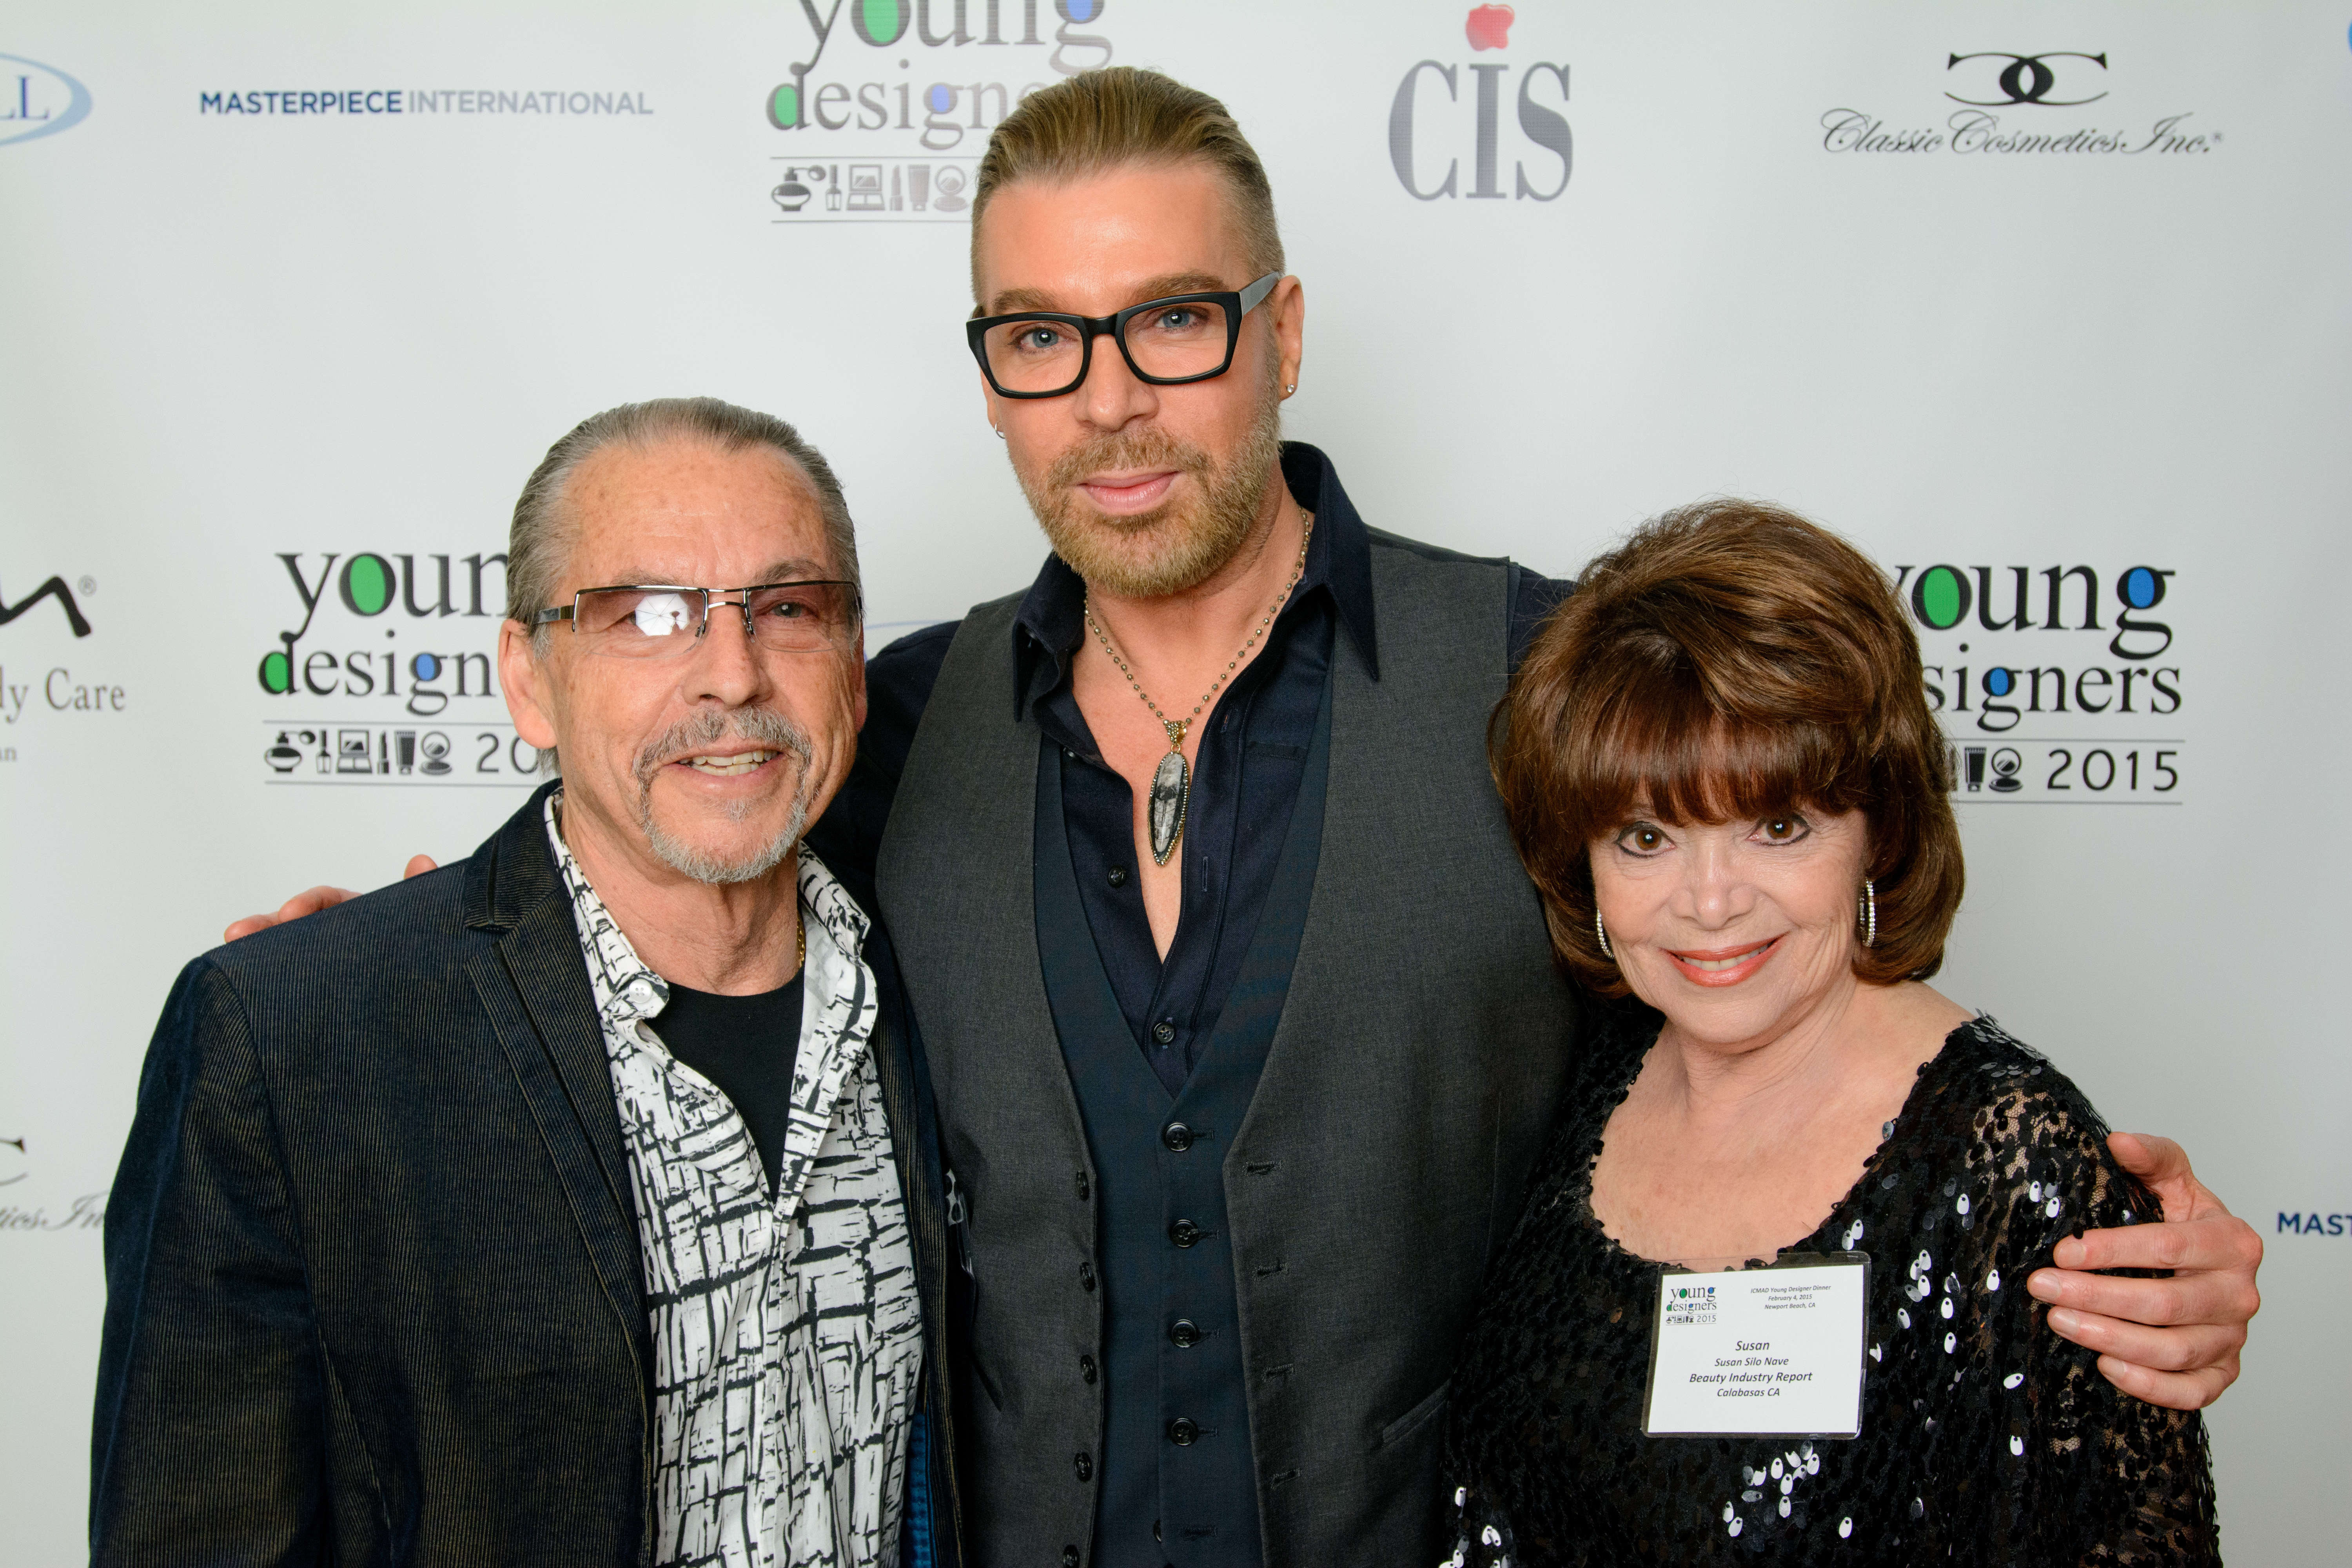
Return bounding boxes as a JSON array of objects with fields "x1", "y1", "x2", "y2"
[{"x1": 1084, "y1": 509, "x2": 1314, "y2": 868}]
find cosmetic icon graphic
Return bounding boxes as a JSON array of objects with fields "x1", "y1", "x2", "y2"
[
  {"x1": 418, "y1": 731, "x2": 453, "y2": 777},
  {"x1": 1988, "y1": 748, "x2": 2024, "y2": 793}
]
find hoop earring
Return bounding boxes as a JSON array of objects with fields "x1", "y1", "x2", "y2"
[
  {"x1": 993, "y1": 426, "x2": 1005, "y2": 440},
  {"x1": 1595, "y1": 908, "x2": 1613, "y2": 959},
  {"x1": 1859, "y1": 878, "x2": 1877, "y2": 948}
]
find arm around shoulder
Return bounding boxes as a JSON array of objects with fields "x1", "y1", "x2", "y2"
[
  {"x1": 1984, "y1": 1083, "x2": 2220, "y2": 1564},
  {"x1": 91, "y1": 957, "x2": 328, "y2": 1564}
]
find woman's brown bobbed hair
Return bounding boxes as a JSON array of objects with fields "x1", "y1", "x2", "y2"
[{"x1": 1491, "y1": 499, "x2": 1965, "y2": 998}]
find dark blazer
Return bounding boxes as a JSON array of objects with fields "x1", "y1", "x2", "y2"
[{"x1": 91, "y1": 782, "x2": 964, "y2": 1566}]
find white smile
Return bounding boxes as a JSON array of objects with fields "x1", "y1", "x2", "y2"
[
  {"x1": 682, "y1": 750, "x2": 775, "y2": 777},
  {"x1": 1682, "y1": 954, "x2": 1750, "y2": 972}
]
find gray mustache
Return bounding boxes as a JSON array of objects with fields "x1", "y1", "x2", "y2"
[{"x1": 633, "y1": 708, "x2": 815, "y2": 788}]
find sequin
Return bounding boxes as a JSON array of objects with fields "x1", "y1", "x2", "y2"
[{"x1": 1438, "y1": 1011, "x2": 2218, "y2": 1566}]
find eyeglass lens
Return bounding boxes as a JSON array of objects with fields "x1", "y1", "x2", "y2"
[
  {"x1": 980, "y1": 298, "x2": 1235, "y2": 394},
  {"x1": 572, "y1": 585, "x2": 855, "y2": 655}
]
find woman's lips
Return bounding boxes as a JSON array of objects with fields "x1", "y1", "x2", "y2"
[
  {"x1": 1077, "y1": 470, "x2": 1178, "y2": 514},
  {"x1": 1664, "y1": 935, "x2": 1782, "y2": 987}
]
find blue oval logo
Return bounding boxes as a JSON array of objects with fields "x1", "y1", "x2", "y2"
[{"x1": 0, "y1": 54, "x2": 92, "y2": 147}]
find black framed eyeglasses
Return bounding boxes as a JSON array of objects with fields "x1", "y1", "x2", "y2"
[
  {"x1": 965, "y1": 271, "x2": 1282, "y2": 399},
  {"x1": 532, "y1": 581, "x2": 861, "y2": 658}
]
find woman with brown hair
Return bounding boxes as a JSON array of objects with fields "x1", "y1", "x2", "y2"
[{"x1": 1439, "y1": 502, "x2": 2218, "y2": 1564}]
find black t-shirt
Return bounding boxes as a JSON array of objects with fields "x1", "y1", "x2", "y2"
[{"x1": 654, "y1": 975, "x2": 805, "y2": 1192}]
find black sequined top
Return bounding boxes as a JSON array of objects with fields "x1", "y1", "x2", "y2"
[{"x1": 1441, "y1": 1009, "x2": 2218, "y2": 1566}]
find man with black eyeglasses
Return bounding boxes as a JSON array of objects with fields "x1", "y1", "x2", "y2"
[{"x1": 221, "y1": 67, "x2": 2263, "y2": 1568}]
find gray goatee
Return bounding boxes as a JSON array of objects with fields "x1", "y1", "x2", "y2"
[{"x1": 632, "y1": 707, "x2": 817, "y2": 885}]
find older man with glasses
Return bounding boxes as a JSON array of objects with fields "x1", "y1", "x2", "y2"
[{"x1": 93, "y1": 399, "x2": 962, "y2": 1568}]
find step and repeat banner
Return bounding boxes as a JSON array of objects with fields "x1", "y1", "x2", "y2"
[{"x1": 3, "y1": 2, "x2": 2346, "y2": 1560}]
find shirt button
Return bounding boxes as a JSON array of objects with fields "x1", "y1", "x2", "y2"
[
  {"x1": 1152, "y1": 1021, "x2": 1176, "y2": 1045},
  {"x1": 1167, "y1": 1417, "x2": 1200, "y2": 1446},
  {"x1": 1080, "y1": 1354, "x2": 1098, "y2": 1384},
  {"x1": 1169, "y1": 1319, "x2": 1201, "y2": 1349},
  {"x1": 1080, "y1": 1261, "x2": 1097, "y2": 1291},
  {"x1": 1074, "y1": 1451, "x2": 1093, "y2": 1482},
  {"x1": 1169, "y1": 1219, "x2": 1202, "y2": 1249},
  {"x1": 1107, "y1": 866, "x2": 1129, "y2": 887},
  {"x1": 1162, "y1": 1122, "x2": 1194, "y2": 1153}
]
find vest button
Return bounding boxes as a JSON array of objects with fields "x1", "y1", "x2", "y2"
[
  {"x1": 1107, "y1": 865, "x2": 1129, "y2": 887},
  {"x1": 1169, "y1": 1219, "x2": 1202, "y2": 1249},
  {"x1": 1074, "y1": 1451, "x2": 1093, "y2": 1482},
  {"x1": 1152, "y1": 1020, "x2": 1176, "y2": 1045},
  {"x1": 1167, "y1": 1417, "x2": 1200, "y2": 1446},
  {"x1": 1169, "y1": 1318, "x2": 1201, "y2": 1349},
  {"x1": 1080, "y1": 1354, "x2": 1098, "y2": 1384},
  {"x1": 1080, "y1": 1261, "x2": 1097, "y2": 1291},
  {"x1": 1162, "y1": 1122, "x2": 1194, "y2": 1153},
  {"x1": 1062, "y1": 1548, "x2": 1081, "y2": 1568}
]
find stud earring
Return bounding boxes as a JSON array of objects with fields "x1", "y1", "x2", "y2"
[
  {"x1": 1595, "y1": 908, "x2": 1613, "y2": 959},
  {"x1": 1859, "y1": 878, "x2": 1877, "y2": 948},
  {"x1": 1284, "y1": 383, "x2": 1297, "y2": 396}
]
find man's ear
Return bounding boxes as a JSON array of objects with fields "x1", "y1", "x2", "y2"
[
  {"x1": 848, "y1": 639, "x2": 869, "y2": 735},
  {"x1": 1270, "y1": 274, "x2": 1306, "y2": 394},
  {"x1": 500, "y1": 619, "x2": 559, "y2": 750}
]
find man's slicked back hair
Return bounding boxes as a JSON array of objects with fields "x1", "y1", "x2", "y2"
[
  {"x1": 506, "y1": 395, "x2": 861, "y2": 646},
  {"x1": 971, "y1": 67, "x2": 1284, "y2": 302}
]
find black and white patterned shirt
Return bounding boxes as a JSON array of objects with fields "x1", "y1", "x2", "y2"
[{"x1": 547, "y1": 797, "x2": 923, "y2": 1568}]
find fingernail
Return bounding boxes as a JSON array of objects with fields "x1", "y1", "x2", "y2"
[
  {"x1": 2046, "y1": 1307, "x2": 2079, "y2": 1334},
  {"x1": 2026, "y1": 1273, "x2": 2059, "y2": 1301}
]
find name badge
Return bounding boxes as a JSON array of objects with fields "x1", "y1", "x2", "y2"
[{"x1": 1641, "y1": 1252, "x2": 1869, "y2": 1439}]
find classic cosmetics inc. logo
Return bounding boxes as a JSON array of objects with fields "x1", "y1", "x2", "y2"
[
  {"x1": 1823, "y1": 50, "x2": 2217, "y2": 158},
  {"x1": 1388, "y1": 5, "x2": 1572, "y2": 202},
  {"x1": 0, "y1": 53, "x2": 90, "y2": 146}
]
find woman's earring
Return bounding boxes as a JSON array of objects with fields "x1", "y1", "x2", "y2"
[
  {"x1": 1859, "y1": 878, "x2": 1877, "y2": 948},
  {"x1": 993, "y1": 426, "x2": 1005, "y2": 440},
  {"x1": 1595, "y1": 908, "x2": 1613, "y2": 959},
  {"x1": 1284, "y1": 383, "x2": 1297, "y2": 396}
]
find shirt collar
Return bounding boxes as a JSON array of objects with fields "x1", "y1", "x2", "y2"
[
  {"x1": 541, "y1": 791, "x2": 867, "y2": 1030},
  {"x1": 1010, "y1": 440, "x2": 1380, "y2": 717}
]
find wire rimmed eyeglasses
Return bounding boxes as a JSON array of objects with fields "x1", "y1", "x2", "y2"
[{"x1": 532, "y1": 582, "x2": 862, "y2": 657}]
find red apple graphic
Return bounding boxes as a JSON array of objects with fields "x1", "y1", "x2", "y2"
[{"x1": 1465, "y1": 4, "x2": 1514, "y2": 51}]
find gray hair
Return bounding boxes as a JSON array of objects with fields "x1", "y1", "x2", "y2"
[{"x1": 507, "y1": 397, "x2": 861, "y2": 774}]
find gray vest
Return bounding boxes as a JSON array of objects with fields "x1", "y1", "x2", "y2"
[{"x1": 877, "y1": 532, "x2": 1579, "y2": 1567}]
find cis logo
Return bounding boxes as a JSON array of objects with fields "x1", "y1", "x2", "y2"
[
  {"x1": 1945, "y1": 52, "x2": 2109, "y2": 108},
  {"x1": 1389, "y1": 6, "x2": 1572, "y2": 201}
]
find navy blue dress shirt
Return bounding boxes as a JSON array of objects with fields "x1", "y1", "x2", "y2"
[{"x1": 809, "y1": 443, "x2": 1568, "y2": 1094}]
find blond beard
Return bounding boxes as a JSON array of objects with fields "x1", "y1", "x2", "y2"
[{"x1": 1016, "y1": 386, "x2": 1285, "y2": 599}]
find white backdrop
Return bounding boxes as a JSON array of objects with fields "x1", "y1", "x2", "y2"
[{"x1": 4, "y1": 2, "x2": 2347, "y2": 1560}]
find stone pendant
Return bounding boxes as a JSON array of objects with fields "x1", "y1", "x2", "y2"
[{"x1": 1149, "y1": 746, "x2": 1189, "y2": 866}]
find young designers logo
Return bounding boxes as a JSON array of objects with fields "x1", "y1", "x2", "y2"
[
  {"x1": 1387, "y1": 6, "x2": 1572, "y2": 203},
  {"x1": 765, "y1": 0, "x2": 1113, "y2": 223},
  {"x1": 1894, "y1": 559, "x2": 2185, "y2": 806},
  {"x1": 0, "y1": 53, "x2": 91, "y2": 147},
  {"x1": 1822, "y1": 49, "x2": 2216, "y2": 158},
  {"x1": 255, "y1": 550, "x2": 535, "y2": 787}
]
